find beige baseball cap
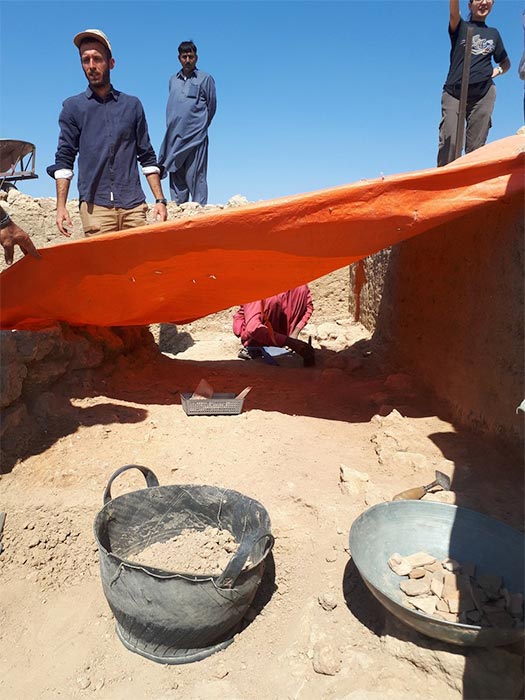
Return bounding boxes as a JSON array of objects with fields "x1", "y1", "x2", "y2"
[{"x1": 73, "y1": 29, "x2": 112, "y2": 55}]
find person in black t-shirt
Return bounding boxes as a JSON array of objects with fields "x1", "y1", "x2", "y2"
[{"x1": 437, "y1": 0, "x2": 510, "y2": 166}]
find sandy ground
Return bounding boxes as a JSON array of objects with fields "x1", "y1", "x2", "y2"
[{"x1": 0, "y1": 320, "x2": 523, "y2": 700}]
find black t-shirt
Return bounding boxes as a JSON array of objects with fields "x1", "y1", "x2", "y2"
[{"x1": 444, "y1": 18, "x2": 507, "y2": 100}]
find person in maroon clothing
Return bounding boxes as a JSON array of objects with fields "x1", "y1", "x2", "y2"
[{"x1": 233, "y1": 285, "x2": 315, "y2": 366}]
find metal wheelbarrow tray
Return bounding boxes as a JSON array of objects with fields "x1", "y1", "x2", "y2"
[{"x1": 0, "y1": 139, "x2": 38, "y2": 191}]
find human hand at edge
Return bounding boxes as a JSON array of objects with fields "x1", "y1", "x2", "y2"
[
  {"x1": 152, "y1": 203, "x2": 167, "y2": 222},
  {"x1": 56, "y1": 206, "x2": 72, "y2": 237},
  {"x1": 1, "y1": 221, "x2": 41, "y2": 265}
]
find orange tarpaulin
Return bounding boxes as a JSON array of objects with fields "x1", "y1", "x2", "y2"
[{"x1": 1, "y1": 135, "x2": 523, "y2": 331}]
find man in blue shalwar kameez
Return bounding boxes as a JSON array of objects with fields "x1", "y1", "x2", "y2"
[{"x1": 158, "y1": 41, "x2": 217, "y2": 206}]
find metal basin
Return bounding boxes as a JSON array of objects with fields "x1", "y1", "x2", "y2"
[{"x1": 349, "y1": 500, "x2": 524, "y2": 647}]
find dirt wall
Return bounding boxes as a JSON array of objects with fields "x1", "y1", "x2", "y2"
[{"x1": 350, "y1": 195, "x2": 524, "y2": 445}]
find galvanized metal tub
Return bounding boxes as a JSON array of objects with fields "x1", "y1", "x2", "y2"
[{"x1": 349, "y1": 500, "x2": 524, "y2": 647}]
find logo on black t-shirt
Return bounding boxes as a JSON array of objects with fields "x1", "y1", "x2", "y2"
[{"x1": 461, "y1": 34, "x2": 495, "y2": 56}]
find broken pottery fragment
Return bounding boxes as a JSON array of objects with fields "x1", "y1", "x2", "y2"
[
  {"x1": 436, "y1": 598, "x2": 449, "y2": 613},
  {"x1": 408, "y1": 567, "x2": 427, "y2": 580},
  {"x1": 444, "y1": 590, "x2": 461, "y2": 614},
  {"x1": 423, "y1": 560, "x2": 442, "y2": 574},
  {"x1": 434, "y1": 610, "x2": 460, "y2": 623},
  {"x1": 388, "y1": 553, "x2": 412, "y2": 576},
  {"x1": 389, "y1": 551, "x2": 524, "y2": 628},
  {"x1": 400, "y1": 577, "x2": 431, "y2": 597},
  {"x1": 411, "y1": 596, "x2": 437, "y2": 616},
  {"x1": 430, "y1": 576, "x2": 444, "y2": 598},
  {"x1": 405, "y1": 551, "x2": 436, "y2": 568}
]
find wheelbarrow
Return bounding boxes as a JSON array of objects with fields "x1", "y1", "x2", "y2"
[{"x1": 0, "y1": 139, "x2": 38, "y2": 192}]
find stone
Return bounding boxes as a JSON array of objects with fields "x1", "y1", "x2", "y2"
[
  {"x1": 339, "y1": 464, "x2": 369, "y2": 496},
  {"x1": 340, "y1": 464, "x2": 369, "y2": 483},
  {"x1": 409, "y1": 567, "x2": 427, "y2": 579},
  {"x1": 318, "y1": 592, "x2": 338, "y2": 611},
  {"x1": 388, "y1": 553, "x2": 412, "y2": 576},
  {"x1": 312, "y1": 641, "x2": 342, "y2": 676},
  {"x1": 405, "y1": 552, "x2": 436, "y2": 568},
  {"x1": 77, "y1": 675, "x2": 91, "y2": 690},
  {"x1": 0, "y1": 352, "x2": 28, "y2": 408},
  {"x1": 226, "y1": 194, "x2": 249, "y2": 207},
  {"x1": 213, "y1": 668, "x2": 229, "y2": 679},
  {"x1": 400, "y1": 577, "x2": 431, "y2": 597}
]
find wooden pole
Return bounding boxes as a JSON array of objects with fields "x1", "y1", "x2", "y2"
[{"x1": 453, "y1": 24, "x2": 474, "y2": 162}]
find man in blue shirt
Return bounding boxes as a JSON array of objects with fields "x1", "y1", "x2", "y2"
[
  {"x1": 158, "y1": 41, "x2": 217, "y2": 206},
  {"x1": 47, "y1": 29, "x2": 167, "y2": 237}
]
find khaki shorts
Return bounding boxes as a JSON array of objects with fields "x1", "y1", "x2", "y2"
[{"x1": 79, "y1": 202, "x2": 148, "y2": 237}]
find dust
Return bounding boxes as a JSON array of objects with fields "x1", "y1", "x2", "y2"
[{"x1": 131, "y1": 526, "x2": 245, "y2": 576}]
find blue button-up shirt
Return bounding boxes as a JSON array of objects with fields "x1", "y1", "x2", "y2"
[{"x1": 47, "y1": 87, "x2": 159, "y2": 209}]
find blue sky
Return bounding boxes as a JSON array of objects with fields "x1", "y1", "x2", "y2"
[{"x1": 1, "y1": 0, "x2": 523, "y2": 205}]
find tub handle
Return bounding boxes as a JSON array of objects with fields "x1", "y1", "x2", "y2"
[
  {"x1": 216, "y1": 533, "x2": 274, "y2": 589},
  {"x1": 103, "y1": 464, "x2": 160, "y2": 505}
]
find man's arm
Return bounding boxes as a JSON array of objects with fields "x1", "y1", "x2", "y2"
[
  {"x1": 289, "y1": 288, "x2": 314, "y2": 338},
  {"x1": 55, "y1": 178, "x2": 73, "y2": 237},
  {"x1": 144, "y1": 172, "x2": 167, "y2": 222},
  {"x1": 0, "y1": 206, "x2": 40, "y2": 265},
  {"x1": 205, "y1": 75, "x2": 217, "y2": 126},
  {"x1": 135, "y1": 101, "x2": 167, "y2": 222},
  {"x1": 233, "y1": 306, "x2": 245, "y2": 337},
  {"x1": 47, "y1": 100, "x2": 79, "y2": 236},
  {"x1": 449, "y1": 0, "x2": 461, "y2": 32}
]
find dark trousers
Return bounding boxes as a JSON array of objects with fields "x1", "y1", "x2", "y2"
[{"x1": 437, "y1": 85, "x2": 496, "y2": 167}]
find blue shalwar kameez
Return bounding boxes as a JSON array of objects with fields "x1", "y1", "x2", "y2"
[{"x1": 158, "y1": 68, "x2": 216, "y2": 205}]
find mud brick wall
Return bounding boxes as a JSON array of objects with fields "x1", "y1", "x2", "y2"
[{"x1": 350, "y1": 195, "x2": 524, "y2": 446}]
